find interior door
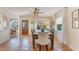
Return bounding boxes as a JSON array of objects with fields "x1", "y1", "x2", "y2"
[{"x1": 22, "y1": 20, "x2": 28, "y2": 35}]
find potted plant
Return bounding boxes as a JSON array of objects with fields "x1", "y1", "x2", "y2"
[{"x1": 40, "y1": 23, "x2": 47, "y2": 32}]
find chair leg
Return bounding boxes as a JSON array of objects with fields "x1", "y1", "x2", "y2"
[
  {"x1": 46, "y1": 45, "x2": 48, "y2": 51},
  {"x1": 39, "y1": 45, "x2": 41, "y2": 51},
  {"x1": 33, "y1": 39, "x2": 35, "y2": 49},
  {"x1": 33, "y1": 43, "x2": 35, "y2": 49}
]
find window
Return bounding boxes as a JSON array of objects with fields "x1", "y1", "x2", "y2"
[
  {"x1": 0, "y1": 14, "x2": 7, "y2": 30},
  {"x1": 55, "y1": 16, "x2": 63, "y2": 31},
  {"x1": 10, "y1": 19, "x2": 18, "y2": 30},
  {"x1": 4, "y1": 20, "x2": 7, "y2": 29},
  {"x1": 0, "y1": 18, "x2": 3, "y2": 30}
]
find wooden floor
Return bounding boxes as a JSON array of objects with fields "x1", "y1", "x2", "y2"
[{"x1": 0, "y1": 35, "x2": 72, "y2": 51}]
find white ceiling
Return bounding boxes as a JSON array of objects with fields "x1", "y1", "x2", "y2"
[{"x1": 1, "y1": 7, "x2": 63, "y2": 16}]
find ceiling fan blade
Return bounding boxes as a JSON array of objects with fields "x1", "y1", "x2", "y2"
[
  {"x1": 27, "y1": 10, "x2": 33, "y2": 12},
  {"x1": 27, "y1": 8, "x2": 37, "y2": 12},
  {"x1": 38, "y1": 12, "x2": 44, "y2": 13}
]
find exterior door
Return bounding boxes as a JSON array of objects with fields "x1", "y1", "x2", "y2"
[
  {"x1": 22, "y1": 20, "x2": 28, "y2": 35},
  {"x1": 55, "y1": 16, "x2": 64, "y2": 43}
]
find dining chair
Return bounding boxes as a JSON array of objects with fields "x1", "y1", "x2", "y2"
[
  {"x1": 35, "y1": 32, "x2": 50, "y2": 51},
  {"x1": 31, "y1": 31, "x2": 38, "y2": 49},
  {"x1": 49, "y1": 32, "x2": 54, "y2": 49}
]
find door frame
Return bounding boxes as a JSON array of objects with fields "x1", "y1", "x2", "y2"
[{"x1": 55, "y1": 9, "x2": 64, "y2": 43}]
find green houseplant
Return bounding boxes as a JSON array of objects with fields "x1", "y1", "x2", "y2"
[{"x1": 40, "y1": 23, "x2": 47, "y2": 32}]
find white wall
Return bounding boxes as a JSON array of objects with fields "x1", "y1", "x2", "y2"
[
  {"x1": 66, "y1": 7, "x2": 79, "y2": 50},
  {"x1": 0, "y1": 8, "x2": 19, "y2": 44},
  {"x1": 35, "y1": 17, "x2": 50, "y2": 29},
  {"x1": 0, "y1": 29, "x2": 10, "y2": 44}
]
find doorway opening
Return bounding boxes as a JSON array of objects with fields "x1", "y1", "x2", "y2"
[
  {"x1": 22, "y1": 20, "x2": 29, "y2": 35},
  {"x1": 10, "y1": 19, "x2": 18, "y2": 37},
  {"x1": 55, "y1": 16, "x2": 64, "y2": 43}
]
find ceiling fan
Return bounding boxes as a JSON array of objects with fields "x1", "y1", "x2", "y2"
[{"x1": 28, "y1": 8, "x2": 44, "y2": 16}]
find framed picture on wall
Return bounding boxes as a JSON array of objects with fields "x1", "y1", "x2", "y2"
[
  {"x1": 72, "y1": 19, "x2": 79, "y2": 29},
  {"x1": 72, "y1": 9, "x2": 79, "y2": 19}
]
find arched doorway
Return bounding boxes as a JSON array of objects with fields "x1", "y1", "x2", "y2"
[{"x1": 10, "y1": 18, "x2": 18, "y2": 36}]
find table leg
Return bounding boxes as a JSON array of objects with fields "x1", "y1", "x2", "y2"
[{"x1": 39, "y1": 45, "x2": 41, "y2": 51}]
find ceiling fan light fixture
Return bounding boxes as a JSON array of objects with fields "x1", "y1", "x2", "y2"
[{"x1": 33, "y1": 8, "x2": 40, "y2": 16}]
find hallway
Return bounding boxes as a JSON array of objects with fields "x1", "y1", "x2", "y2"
[{"x1": 0, "y1": 35, "x2": 72, "y2": 51}]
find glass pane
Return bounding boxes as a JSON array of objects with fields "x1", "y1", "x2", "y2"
[
  {"x1": 4, "y1": 20, "x2": 7, "y2": 28},
  {"x1": 0, "y1": 18, "x2": 3, "y2": 30}
]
